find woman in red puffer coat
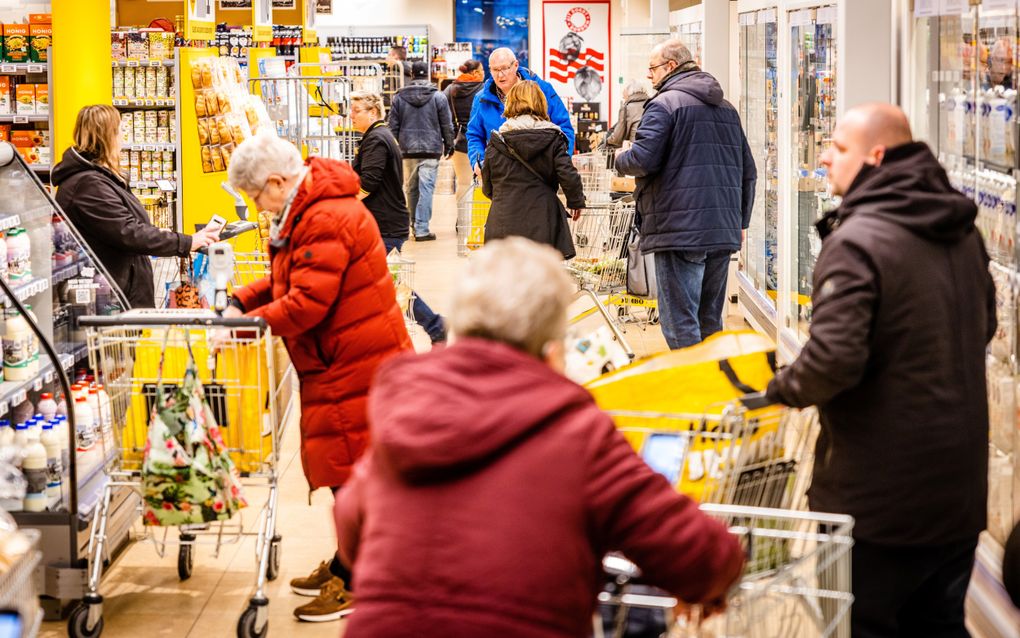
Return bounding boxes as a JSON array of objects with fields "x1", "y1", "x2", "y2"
[{"x1": 224, "y1": 132, "x2": 411, "y2": 621}]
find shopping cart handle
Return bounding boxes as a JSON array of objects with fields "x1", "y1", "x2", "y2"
[
  {"x1": 739, "y1": 391, "x2": 774, "y2": 410},
  {"x1": 78, "y1": 313, "x2": 268, "y2": 330}
]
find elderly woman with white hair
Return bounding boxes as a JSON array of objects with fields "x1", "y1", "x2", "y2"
[
  {"x1": 222, "y1": 131, "x2": 412, "y2": 622},
  {"x1": 605, "y1": 79, "x2": 651, "y2": 148},
  {"x1": 334, "y1": 237, "x2": 745, "y2": 638}
]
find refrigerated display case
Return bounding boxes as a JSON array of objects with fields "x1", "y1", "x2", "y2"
[
  {"x1": 788, "y1": 5, "x2": 838, "y2": 340},
  {"x1": 737, "y1": 7, "x2": 780, "y2": 334},
  {"x1": 0, "y1": 142, "x2": 135, "y2": 618}
]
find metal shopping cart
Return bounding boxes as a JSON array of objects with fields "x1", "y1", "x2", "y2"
[
  {"x1": 70, "y1": 311, "x2": 286, "y2": 638},
  {"x1": 598, "y1": 504, "x2": 854, "y2": 638},
  {"x1": 573, "y1": 150, "x2": 615, "y2": 204},
  {"x1": 387, "y1": 250, "x2": 419, "y2": 337},
  {"x1": 456, "y1": 180, "x2": 490, "y2": 257},
  {"x1": 0, "y1": 529, "x2": 42, "y2": 636}
]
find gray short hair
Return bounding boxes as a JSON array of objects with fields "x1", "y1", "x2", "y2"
[
  {"x1": 489, "y1": 47, "x2": 517, "y2": 67},
  {"x1": 655, "y1": 39, "x2": 693, "y2": 67},
  {"x1": 623, "y1": 79, "x2": 651, "y2": 99},
  {"x1": 227, "y1": 131, "x2": 304, "y2": 193},
  {"x1": 351, "y1": 91, "x2": 385, "y2": 119},
  {"x1": 450, "y1": 238, "x2": 575, "y2": 357}
]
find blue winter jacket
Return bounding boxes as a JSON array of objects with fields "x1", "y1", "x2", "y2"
[
  {"x1": 615, "y1": 69, "x2": 757, "y2": 254},
  {"x1": 466, "y1": 67, "x2": 575, "y2": 168},
  {"x1": 389, "y1": 81, "x2": 456, "y2": 159}
]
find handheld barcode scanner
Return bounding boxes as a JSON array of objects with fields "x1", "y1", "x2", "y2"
[{"x1": 208, "y1": 242, "x2": 235, "y2": 314}]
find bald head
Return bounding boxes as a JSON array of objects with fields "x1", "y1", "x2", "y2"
[
  {"x1": 489, "y1": 47, "x2": 520, "y2": 93},
  {"x1": 821, "y1": 103, "x2": 913, "y2": 197},
  {"x1": 489, "y1": 48, "x2": 516, "y2": 67}
]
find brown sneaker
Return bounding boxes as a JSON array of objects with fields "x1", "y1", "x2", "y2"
[
  {"x1": 289, "y1": 560, "x2": 334, "y2": 597},
  {"x1": 293, "y1": 577, "x2": 355, "y2": 622}
]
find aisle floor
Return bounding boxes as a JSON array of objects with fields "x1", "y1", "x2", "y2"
[{"x1": 40, "y1": 192, "x2": 741, "y2": 637}]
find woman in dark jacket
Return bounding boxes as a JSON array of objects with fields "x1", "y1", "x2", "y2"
[
  {"x1": 481, "y1": 81, "x2": 585, "y2": 259},
  {"x1": 605, "y1": 79, "x2": 650, "y2": 148},
  {"x1": 443, "y1": 59, "x2": 484, "y2": 193},
  {"x1": 52, "y1": 105, "x2": 220, "y2": 308}
]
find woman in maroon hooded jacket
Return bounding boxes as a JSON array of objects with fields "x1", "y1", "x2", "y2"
[
  {"x1": 335, "y1": 237, "x2": 744, "y2": 637},
  {"x1": 225, "y1": 132, "x2": 412, "y2": 622}
]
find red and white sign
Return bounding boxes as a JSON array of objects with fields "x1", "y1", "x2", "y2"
[{"x1": 543, "y1": 1, "x2": 611, "y2": 123}]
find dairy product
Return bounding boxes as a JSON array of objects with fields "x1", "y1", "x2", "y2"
[
  {"x1": 4, "y1": 228, "x2": 30, "y2": 281},
  {"x1": 73, "y1": 396, "x2": 96, "y2": 452},
  {"x1": 21, "y1": 434, "x2": 46, "y2": 512},
  {"x1": 96, "y1": 384, "x2": 114, "y2": 454},
  {"x1": 3, "y1": 311, "x2": 31, "y2": 381},
  {"x1": 40, "y1": 423, "x2": 61, "y2": 507},
  {"x1": 37, "y1": 393, "x2": 56, "y2": 421}
]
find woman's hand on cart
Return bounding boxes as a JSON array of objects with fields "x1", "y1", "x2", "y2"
[
  {"x1": 570, "y1": 208, "x2": 583, "y2": 221},
  {"x1": 738, "y1": 391, "x2": 774, "y2": 411},
  {"x1": 209, "y1": 305, "x2": 244, "y2": 352}
]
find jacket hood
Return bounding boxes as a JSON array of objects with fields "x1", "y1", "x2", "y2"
[
  {"x1": 368, "y1": 338, "x2": 594, "y2": 482},
  {"x1": 287, "y1": 157, "x2": 361, "y2": 229},
  {"x1": 496, "y1": 126, "x2": 565, "y2": 161},
  {"x1": 835, "y1": 142, "x2": 977, "y2": 244},
  {"x1": 397, "y1": 83, "x2": 438, "y2": 107},
  {"x1": 52, "y1": 146, "x2": 120, "y2": 187},
  {"x1": 450, "y1": 80, "x2": 483, "y2": 98},
  {"x1": 499, "y1": 113, "x2": 562, "y2": 134},
  {"x1": 625, "y1": 91, "x2": 650, "y2": 104},
  {"x1": 657, "y1": 68, "x2": 724, "y2": 106}
]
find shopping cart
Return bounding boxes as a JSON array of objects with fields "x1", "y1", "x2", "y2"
[
  {"x1": 456, "y1": 180, "x2": 490, "y2": 257},
  {"x1": 387, "y1": 250, "x2": 419, "y2": 337},
  {"x1": 597, "y1": 504, "x2": 854, "y2": 638},
  {"x1": 573, "y1": 150, "x2": 615, "y2": 204},
  {"x1": 70, "y1": 311, "x2": 286, "y2": 638},
  {"x1": 0, "y1": 529, "x2": 42, "y2": 636}
]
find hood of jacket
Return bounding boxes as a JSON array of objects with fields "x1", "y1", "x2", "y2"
[
  {"x1": 499, "y1": 113, "x2": 562, "y2": 134},
  {"x1": 397, "y1": 82, "x2": 438, "y2": 107},
  {"x1": 656, "y1": 66, "x2": 724, "y2": 106},
  {"x1": 367, "y1": 338, "x2": 593, "y2": 482},
  {"x1": 625, "y1": 90, "x2": 650, "y2": 105},
  {"x1": 495, "y1": 125, "x2": 565, "y2": 162},
  {"x1": 284, "y1": 157, "x2": 361, "y2": 234},
  {"x1": 450, "y1": 79, "x2": 483, "y2": 97},
  {"x1": 833, "y1": 142, "x2": 977, "y2": 244},
  {"x1": 52, "y1": 146, "x2": 123, "y2": 187}
]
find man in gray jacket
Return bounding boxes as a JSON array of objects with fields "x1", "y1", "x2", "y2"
[{"x1": 389, "y1": 61, "x2": 455, "y2": 241}]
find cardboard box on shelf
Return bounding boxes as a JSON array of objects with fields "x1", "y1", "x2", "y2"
[
  {"x1": 0, "y1": 77, "x2": 10, "y2": 115},
  {"x1": 10, "y1": 130, "x2": 36, "y2": 147},
  {"x1": 34, "y1": 84, "x2": 47, "y2": 114},
  {"x1": 16, "y1": 146, "x2": 41, "y2": 164},
  {"x1": 14, "y1": 84, "x2": 35, "y2": 115},
  {"x1": 3, "y1": 24, "x2": 30, "y2": 64},
  {"x1": 111, "y1": 32, "x2": 127, "y2": 61},
  {"x1": 29, "y1": 24, "x2": 52, "y2": 63},
  {"x1": 126, "y1": 31, "x2": 149, "y2": 59},
  {"x1": 28, "y1": 14, "x2": 51, "y2": 25}
]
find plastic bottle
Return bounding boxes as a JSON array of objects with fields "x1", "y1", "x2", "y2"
[
  {"x1": 12, "y1": 400, "x2": 33, "y2": 426},
  {"x1": 73, "y1": 396, "x2": 96, "y2": 452},
  {"x1": 4, "y1": 227, "x2": 31, "y2": 282},
  {"x1": 96, "y1": 384, "x2": 114, "y2": 454},
  {"x1": 21, "y1": 434, "x2": 47, "y2": 512},
  {"x1": 24, "y1": 305, "x2": 37, "y2": 375},
  {"x1": 38, "y1": 392, "x2": 56, "y2": 421},
  {"x1": 11, "y1": 423, "x2": 27, "y2": 466},
  {"x1": 87, "y1": 387, "x2": 100, "y2": 429},
  {"x1": 0, "y1": 420, "x2": 12, "y2": 447},
  {"x1": 51, "y1": 418, "x2": 69, "y2": 471},
  {"x1": 3, "y1": 310, "x2": 31, "y2": 381},
  {"x1": 40, "y1": 422, "x2": 62, "y2": 508},
  {"x1": 55, "y1": 393, "x2": 67, "y2": 417}
]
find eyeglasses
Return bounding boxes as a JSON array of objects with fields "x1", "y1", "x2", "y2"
[
  {"x1": 491, "y1": 62, "x2": 517, "y2": 77},
  {"x1": 648, "y1": 61, "x2": 674, "y2": 73}
]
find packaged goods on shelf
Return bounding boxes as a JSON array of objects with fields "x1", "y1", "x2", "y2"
[
  {"x1": 14, "y1": 85, "x2": 34, "y2": 115},
  {"x1": 190, "y1": 56, "x2": 270, "y2": 174},
  {"x1": 28, "y1": 23, "x2": 50, "y2": 63},
  {"x1": 0, "y1": 77, "x2": 10, "y2": 115},
  {"x1": 3, "y1": 24, "x2": 30, "y2": 64},
  {"x1": 112, "y1": 28, "x2": 177, "y2": 62}
]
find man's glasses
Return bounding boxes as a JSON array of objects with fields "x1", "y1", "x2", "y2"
[
  {"x1": 491, "y1": 62, "x2": 517, "y2": 77},
  {"x1": 648, "y1": 61, "x2": 673, "y2": 73}
]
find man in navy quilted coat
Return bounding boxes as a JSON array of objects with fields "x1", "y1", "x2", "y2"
[{"x1": 615, "y1": 40, "x2": 757, "y2": 349}]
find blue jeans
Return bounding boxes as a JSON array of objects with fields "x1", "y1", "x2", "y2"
[
  {"x1": 403, "y1": 158, "x2": 438, "y2": 237},
  {"x1": 382, "y1": 237, "x2": 446, "y2": 343},
  {"x1": 654, "y1": 249, "x2": 732, "y2": 349}
]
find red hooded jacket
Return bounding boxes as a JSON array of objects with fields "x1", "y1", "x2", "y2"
[
  {"x1": 335, "y1": 339, "x2": 744, "y2": 637},
  {"x1": 233, "y1": 157, "x2": 412, "y2": 489}
]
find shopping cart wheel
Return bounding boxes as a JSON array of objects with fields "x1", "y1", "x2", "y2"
[
  {"x1": 178, "y1": 541, "x2": 194, "y2": 581},
  {"x1": 648, "y1": 308, "x2": 659, "y2": 325},
  {"x1": 237, "y1": 599, "x2": 269, "y2": 638},
  {"x1": 68, "y1": 601, "x2": 104, "y2": 638},
  {"x1": 267, "y1": 534, "x2": 283, "y2": 579}
]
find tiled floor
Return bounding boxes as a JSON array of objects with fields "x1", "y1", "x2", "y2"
[{"x1": 41, "y1": 191, "x2": 744, "y2": 637}]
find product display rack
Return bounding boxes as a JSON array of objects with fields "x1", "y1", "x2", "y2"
[
  {"x1": 0, "y1": 142, "x2": 135, "y2": 618},
  {"x1": 317, "y1": 24, "x2": 432, "y2": 67},
  {"x1": 0, "y1": 55, "x2": 53, "y2": 176},
  {"x1": 906, "y1": 2, "x2": 1020, "y2": 634}
]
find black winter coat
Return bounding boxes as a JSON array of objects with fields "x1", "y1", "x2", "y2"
[
  {"x1": 614, "y1": 68, "x2": 756, "y2": 253},
  {"x1": 352, "y1": 121, "x2": 409, "y2": 239},
  {"x1": 767, "y1": 142, "x2": 996, "y2": 547},
  {"x1": 52, "y1": 147, "x2": 192, "y2": 308},
  {"x1": 481, "y1": 126, "x2": 585, "y2": 259},
  {"x1": 444, "y1": 80, "x2": 483, "y2": 153},
  {"x1": 388, "y1": 82, "x2": 455, "y2": 159}
]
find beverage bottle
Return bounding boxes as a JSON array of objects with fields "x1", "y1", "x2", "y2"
[
  {"x1": 97, "y1": 384, "x2": 114, "y2": 454},
  {"x1": 56, "y1": 393, "x2": 68, "y2": 417},
  {"x1": 74, "y1": 396, "x2": 96, "y2": 453},
  {"x1": 40, "y1": 422, "x2": 62, "y2": 508},
  {"x1": 0, "y1": 419, "x2": 12, "y2": 447},
  {"x1": 38, "y1": 392, "x2": 57, "y2": 421},
  {"x1": 21, "y1": 433, "x2": 47, "y2": 512},
  {"x1": 51, "y1": 417, "x2": 70, "y2": 471},
  {"x1": 87, "y1": 387, "x2": 101, "y2": 429}
]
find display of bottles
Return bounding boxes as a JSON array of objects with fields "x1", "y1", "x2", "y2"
[
  {"x1": 21, "y1": 431, "x2": 46, "y2": 512},
  {"x1": 271, "y1": 25, "x2": 303, "y2": 57},
  {"x1": 326, "y1": 35, "x2": 429, "y2": 60},
  {"x1": 40, "y1": 422, "x2": 61, "y2": 508}
]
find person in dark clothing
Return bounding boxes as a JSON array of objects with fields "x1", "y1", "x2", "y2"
[
  {"x1": 52, "y1": 104, "x2": 220, "y2": 308},
  {"x1": 443, "y1": 59, "x2": 484, "y2": 194},
  {"x1": 350, "y1": 91, "x2": 446, "y2": 344},
  {"x1": 388, "y1": 61, "x2": 455, "y2": 241},
  {"x1": 605, "y1": 79, "x2": 650, "y2": 148},
  {"x1": 765, "y1": 103, "x2": 996, "y2": 638},
  {"x1": 387, "y1": 45, "x2": 414, "y2": 88},
  {"x1": 615, "y1": 40, "x2": 757, "y2": 350},
  {"x1": 481, "y1": 81, "x2": 584, "y2": 259},
  {"x1": 335, "y1": 237, "x2": 744, "y2": 638}
]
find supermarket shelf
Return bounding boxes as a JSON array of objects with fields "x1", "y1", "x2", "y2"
[
  {"x1": 112, "y1": 58, "x2": 175, "y2": 68},
  {"x1": 0, "y1": 275, "x2": 49, "y2": 307},
  {"x1": 0, "y1": 354, "x2": 69, "y2": 418},
  {"x1": 0, "y1": 214, "x2": 22, "y2": 232},
  {"x1": 123, "y1": 143, "x2": 176, "y2": 152},
  {"x1": 29, "y1": 164, "x2": 50, "y2": 174},
  {"x1": 113, "y1": 98, "x2": 176, "y2": 108},
  {"x1": 51, "y1": 261, "x2": 81, "y2": 284},
  {"x1": 0, "y1": 115, "x2": 48, "y2": 123},
  {"x1": 130, "y1": 180, "x2": 176, "y2": 189},
  {"x1": 0, "y1": 62, "x2": 48, "y2": 75}
]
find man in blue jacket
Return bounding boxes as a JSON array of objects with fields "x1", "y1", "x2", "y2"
[
  {"x1": 466, "y1": 48, "x2": 575, "y2": 171},
  {"x1": 615, "y1": 40, "x2": 756, "y2": 349}
]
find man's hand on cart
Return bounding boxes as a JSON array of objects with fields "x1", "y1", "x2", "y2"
[{"x1": 209, "y1": 305, "x2": 244, "y2": 352}]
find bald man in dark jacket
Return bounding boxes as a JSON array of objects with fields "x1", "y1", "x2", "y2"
[{"x1": 767, "y1": 104, "x2": 996, "y2": 638}]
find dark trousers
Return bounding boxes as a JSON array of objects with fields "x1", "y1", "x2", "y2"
[
  {"x1": 851, "y1": 537, "x2": 978, "y2": 638},
  {"x1": 382, "y1": 237, "x2": 446, "y2": 343},
  {"x1": 653, "y1": 249, "x2": 732, "y2": 349}
]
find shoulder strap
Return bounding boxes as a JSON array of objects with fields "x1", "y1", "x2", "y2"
[{"x1": 491, "y1": 131, "x2": 556, "y2": 191}]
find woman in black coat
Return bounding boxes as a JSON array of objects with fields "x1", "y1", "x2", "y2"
[
  {"x1": 52, "y1": 105, "x2": 219, "y2": 308},
  {"x1": 443, "y1": 59, "x2": 484, "y2": 194},
  {"x1": 481, "y1": 81, "x2": 585, "y2": 259}
]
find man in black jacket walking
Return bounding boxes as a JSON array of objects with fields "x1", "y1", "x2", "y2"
[
  {"x1": 766, "y1": 103, "x2": 996, "y2": 638},
  {"x1": 389, "y1": 61, "x2": 455, "y2": 241}
]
